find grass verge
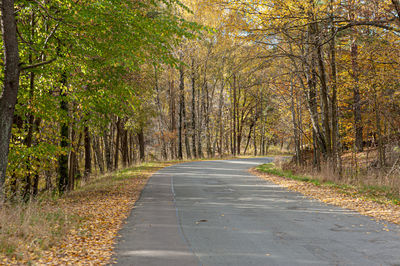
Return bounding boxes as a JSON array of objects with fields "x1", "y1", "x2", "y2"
[
  {"x1": 0, "y1": 161, "x2": 175, "y2": 265},
  {"x1": 253, "y1": 163, "x2": 400, "y2": 225}
]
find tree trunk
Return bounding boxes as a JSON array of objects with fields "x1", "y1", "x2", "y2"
[
  {"x1": 291, "y1": 82, "x2": 301, "y2": 165},
  {"x1": 0, "y1": 0, "x2": 20, "y2": 200},
  {"x1": 68, "y1": 127, "x2": 77, "y2": 191},
  {"x1": 114, "y1": 118, "x2": 120, "y2": 170},
  {"x1": 84, "y1": 126, "x2": 92, "y2": 178},
  {"x1": 197, "y1": 78, "x2": 203, "y2": 158},
  {"x1": 178, "y1": 66, "x2": 184, "y2": 159},
  {"x1": 93, "y1": 136, "x2": 104, "y2": 174},
  {"x1": 103, "y1": 128, "x2": 112, "y2": 171},
  {"x1": 374, "y1": 88, "x2": 385, "y2": 168},
  {"x1": 329, "y1": 9, "x2": 342, "y2": 175},
  {"x1": 244, "y1": 120, "x2": 255, "y2": 154},
  {"x1": 138, "y1": 127, "x2": 145, "y2": 161},
  {"x1": 351, "y1": 39, "x2": 363, "y2": 152},
  {"x1": 169, "y1": 76, "x2": 177, "y2": 159},
  {"x1": 232, "y1": 75, "x2": 237, "y2": 156},
  {"x1": 154, "y1": 65, "x2": 168, "y2": 160},
  {"x1": 121, "y1": 127, "x2": 129, "y2": 167},
  {"x1": 218, "y1": 82, "x2": 224, "y2": 157},
  {"x1": 58, "y1": 73, "x2": 69, "y2": 194},
  {"x1": 182, "y1": 69, "x2": 191, "y2": 159},
  {"x1": 191, "y1": 59, "x2": 197, "y2": 158},
  {"x1": 316, "y1": 36, "x2": 331, "y2": 158}
]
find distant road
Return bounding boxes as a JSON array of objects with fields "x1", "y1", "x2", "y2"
[{"x1": 114, "y1": 158, "x2": 400, "y2": 266}]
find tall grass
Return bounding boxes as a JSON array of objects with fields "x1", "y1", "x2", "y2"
[{"x1": 0, "y1": 201, "x2": 77, "y2": 260}]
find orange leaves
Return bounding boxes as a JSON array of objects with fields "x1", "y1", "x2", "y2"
[
  {"x1": 0, "y1": 163, "x2": 172, "y2": 265},
  {"x1": 35, "y1": 179, "x2": 149, "y2": 265}
]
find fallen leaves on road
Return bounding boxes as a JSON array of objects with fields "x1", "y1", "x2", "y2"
[
  {"x1": 0, "y1": 163, "x2": 173, "y2": 265},
  {"x1": 250, "y1": 169, "x2": 400, "y2": 225}
]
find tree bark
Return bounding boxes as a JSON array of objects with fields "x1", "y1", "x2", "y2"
[
  {"x1": 218, "y1": 82, "x2": 224, "y2": 157},
  {"x1": 114, "y1": 118, "x2": 120, "y2": 170},
  {"x1": 0, "y1": 0, "x2": 21, "y2": 200},
  {"x1": 351, "y1": 39, "x2": 363, "y2": 152},
  {"x1": 291, "y1": 82, "x2": 301, "y2": 165},
  {"x1": 316, "y1": 34, "x2": 331, "y2": 158},
  {"x1": 84, "y1": 126, "x2": 92, "y2": 178},
  {"x1": 232, "y1": 75, "x2": 237, "y2": 156},
  {"x1": 169, "y1": 76, "x2": 177, "y2": 159},
  {"x1": 138, "y1": 127, "x2": 145, "y2": 161},
  {"x1": 374, "y1": 87, "x2": 385, "y2": 168},
  {"x1": 178, "y1": 66, "x2": 184, "y2": 159},
  {"x1": 93, "y1": 136, "x2": 104, "y2": 174},
  {"x1": 103, "y1": 127, "x2": 112, "y2": 171},
  {"x1": 329, "y1": 6, "x2": 342, "y2": 175},
  {"x1": 191, "y1": 59, "x2": 197, "y2": 158},
  {"x1": 58, "y1": 73, "x2": 69, "y2": 194},
  {"x1": 181, "y1": 67, "x2": 191, "y2": 159}
]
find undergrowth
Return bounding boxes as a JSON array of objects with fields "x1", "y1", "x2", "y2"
[{"x1": 0, "y1": 161, "x2": 174, "y2": 263}]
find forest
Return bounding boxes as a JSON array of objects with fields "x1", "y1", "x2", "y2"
[
  {"x1": 0, "y1": 0, "x2": 400, "y2": 202},
  {"x1": 1, "y1": 0, "x2": 400, "y2": 263}
]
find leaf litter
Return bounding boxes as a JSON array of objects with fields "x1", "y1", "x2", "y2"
[
  {"x1": 250, "y1": 168, "x2": 400, "y2": 225},
  {"x1": 0, "y1": 163, "x2": 173, "y2": 265}
]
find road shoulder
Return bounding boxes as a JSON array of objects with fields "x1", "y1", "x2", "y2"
[{"x1": 250, "y1": 168, "x2": 400, "y2": 226}]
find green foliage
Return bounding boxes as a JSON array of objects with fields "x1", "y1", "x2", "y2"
[{"x1": 4, "y1": 0, "x2": 202, "y2": 198}]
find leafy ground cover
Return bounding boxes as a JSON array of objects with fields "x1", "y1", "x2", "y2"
[
  {"x1": 0, "y1": 162, "x2": 175, "y2": 265},
  {"x1": 252, "y1": 163, "x2": 400, "y2": 225}
]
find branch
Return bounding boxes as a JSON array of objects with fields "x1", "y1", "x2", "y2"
[
  {"x1": 337, "y1": 20, "x2": 400, "y2": 33},
  {"x1": 20, "y1": 58, "x2": 56, "y2": 71}
]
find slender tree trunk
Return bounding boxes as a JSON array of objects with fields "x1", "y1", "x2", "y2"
[
  {"x1": 93, "y1": 136, "x2": 104, "y2": 174},
  {"x1": 154, "y1": 65, "x2": 168, "y2": 160},
  {"x1": 316, "y1": 36, "x2": 331, "y2": 158},
  {"x1": 84, "y1": 126, "x2": 91, "y2": 178},
  {"x1": 351, "y1": 39, "x2": 363, "y2": 152},
  {"x1": 121, "y1": 127, "x2": 129, "y2": 167},
  {"x1": 191, "y1": 59, "x2": 197, "y2": 158},
  {"x1": 329, "y1": 9, "x2": 342, "y2": 175},
  {"x1": 138, "y1": 126, "x2": 145, "y2": 161},
  {"x1": 197, "y1": 79, "x2": 203, "y2": 158},
  {"x1": 218, "y1": 82, "x2": 224, "y2": 157},
  {"x1": 182, "y1": 77, "x2": 191, "y2": 159},
  {"x1": 114, "y1": 118, "x2": 120, "y2": 170},
  {"x1": 130, "y1": 133, "x2": 136, "y2": 164},
  {"x1": 58, "y1": 72, "x2": 69, "y2": 194},
  {"x1": 0, "y1": 0, "x2": 20, "y2": 200},
  {"x1": 169, "y1": 76, "x2": 177, "y2": 159},
  {"x1": 374, "y1": 88, "x2": 385, "y2": 168},
  {"x1": 178, "y1": 67, "x2": 184, "y2": 159},
  {"x1": 103, "y1": 128, "x2": 112, "y2": 171},
  {"x1": 291, "y1": 82, "x2": 301, "y2": 165},
  {"x1": 233, "y1": 75, "x2": 237, "y2": 156},
  {"x1": 205, "y1": 83, "x2": 212, "y2": 157},
  {"x1": 244, "y1": 120, "x2": 255, "y2": 154},
  {"x1": 68, "y1": 127, "x2": 77, "y2": 191}
]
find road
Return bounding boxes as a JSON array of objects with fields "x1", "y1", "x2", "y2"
[{"x1": 114, "y1": 158, "x2": 400, "y2": 266}]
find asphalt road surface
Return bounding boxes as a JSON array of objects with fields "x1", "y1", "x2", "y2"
[{"x1": 114, "y1": 158, "x2": 400, "y2": 266}]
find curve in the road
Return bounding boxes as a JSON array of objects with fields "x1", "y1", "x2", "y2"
[{"x1": 113, "y1": 158, "x2": 400, "y2": 266}]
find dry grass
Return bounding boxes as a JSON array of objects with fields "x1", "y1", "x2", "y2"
[
  {"x1": 277, "y1": 152, "x2": 400, "y2": 204},
  {"x1": 0, "y1": 161, "x2": 176, "y2": 265},
  {"x1": 0, "y1": 201, "x2": 78, "y2": 263},
  {"x1": 251, "y1": 166, "x2": 400, "y2": 225}
]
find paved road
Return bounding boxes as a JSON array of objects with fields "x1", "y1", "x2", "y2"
[{"x1": 114, "y1": 158, "x2": 400, "y2": 266}]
